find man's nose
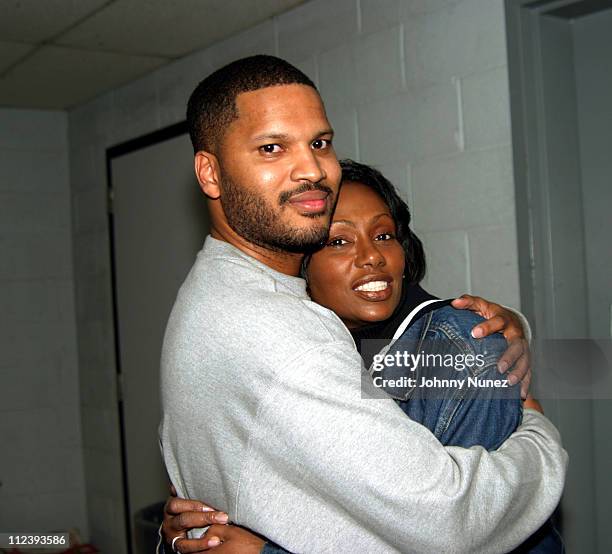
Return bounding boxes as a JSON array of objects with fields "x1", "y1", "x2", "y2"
[{"x1": 290, "y1": 145, "x2": 326, "y2": 183}]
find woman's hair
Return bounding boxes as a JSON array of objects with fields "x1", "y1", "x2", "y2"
[{"x1": 335, "y1": 159, "x2": 426, "y2": 284}]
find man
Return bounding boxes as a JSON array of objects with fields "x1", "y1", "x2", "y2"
[{"x1": 159, "y1": 55, "x2": 567, "y2": 553}]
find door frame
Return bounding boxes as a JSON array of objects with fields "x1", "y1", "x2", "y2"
[
  {"x1": 504, "y1": 1, "x2": 612, "y2": 550},
  {"x1": 504, "y1": 0, "x2": 592, "y2": 338}
]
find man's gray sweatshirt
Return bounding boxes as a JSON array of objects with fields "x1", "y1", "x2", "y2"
[{"x1": 159, "y1": 236, "x2": 568, "y2": 553}]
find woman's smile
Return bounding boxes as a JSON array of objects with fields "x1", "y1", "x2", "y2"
[{"x1": 351, "y1": 274, "x2": 394, "y2": 301}]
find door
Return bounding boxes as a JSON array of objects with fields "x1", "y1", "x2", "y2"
[{"x1": 109, "y1": 130, "x2": 208, "y2": 552}]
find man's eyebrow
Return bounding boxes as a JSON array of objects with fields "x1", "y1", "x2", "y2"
[
  {"x1": 252, "y1": 132, "x2": 291, "y2": 142},
  {"x1": 251, "y1": 129, "x2": 334, "y2": 142}
]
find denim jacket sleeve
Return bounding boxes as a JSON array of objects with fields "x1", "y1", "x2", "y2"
[
  {"x1": 377, "y1": 305, "x2": 523, "y2": 450},
  {"x1": 261, "y1": 541, "x2": 292, "y2": 554}
]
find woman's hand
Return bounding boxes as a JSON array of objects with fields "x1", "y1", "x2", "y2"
[
  {"x1": 163, "y1": 488, "x2": 265, "y2": 553},
  {"x1": 200, "y1": 525, "x2": 266, "y2": 553},
  {"x1": 451, "y1": 294, "x2": 531, "y2": 398},
  {"x1": 163, "y1": 492, "x2": 229, "y2": 553},
  {"x1": 523, "y1": 394, "x2": 544, "y2": 414}
]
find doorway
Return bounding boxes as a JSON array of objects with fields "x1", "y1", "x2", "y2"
[
  {"x1": 107, "y1": 125, "x2": 208, "y2": 553},
  {"x1": 506, "y1": 0, "x2": 612, "y2": 551}
]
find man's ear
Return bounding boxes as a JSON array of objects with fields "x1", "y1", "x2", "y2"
[{"x1": 194, "y1": 150, "x2": 221, "y2": 199}]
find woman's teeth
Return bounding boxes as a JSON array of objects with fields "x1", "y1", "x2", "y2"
[{"x1": 355, "y1": 280, "x2": 389, "y2": 292}]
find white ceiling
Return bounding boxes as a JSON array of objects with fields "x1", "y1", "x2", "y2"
[{"x1": 0, "y1": 0, "x2": 306, "y2": 110}]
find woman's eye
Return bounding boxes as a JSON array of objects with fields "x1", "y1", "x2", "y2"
[
  {"x1": 260, "y1": 144, "x2": 282, "y2": 154},
  {"x1": 375, "y1": 233, "x2": 395, "y2": 241},
  {"x1": 312, "y1": 138, "x2": 332, "y2": 150},
  {"x1": 327, "y1": 237, "x2": 349, "y2": 247}
]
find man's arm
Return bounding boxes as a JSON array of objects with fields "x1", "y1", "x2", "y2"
[{"x1": 231, "y1": 343, "x2": 567, "y2": 553}]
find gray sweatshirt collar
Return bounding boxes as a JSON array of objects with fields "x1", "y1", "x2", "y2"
[{"x1": 204, "y1": 235, "x2": 308, "y2": 299}]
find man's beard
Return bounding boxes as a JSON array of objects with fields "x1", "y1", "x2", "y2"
[{"x1": 219, "y1": 174, "x2": 334, "y2": 254}]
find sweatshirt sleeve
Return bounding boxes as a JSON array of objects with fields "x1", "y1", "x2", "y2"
[
  {"x1": 235, "y1": 342, "x2": 567, "y2": 553},
  {"x1": 504, "y1": 305, "x2": 532, "y2": 342}
]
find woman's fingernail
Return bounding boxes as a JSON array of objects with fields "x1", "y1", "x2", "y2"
[
  {"x1": 215, "y1": 513, "x2": 229, "y2": 523},
  {"x1": 208, "y1": 537, "x2": 221, "y2": 547},
  {"x1": 507, "y1": 374, "x2": 518, "y2": 385},
  {"x1": 202, "y1": 506, "x2": 214, "y2": 512},
  {"x1": 472, "y1": 328, "x2": 483, "y2": 338},
  {"x1": 498, "y1": 360, "x2": 509, "y2": 373}
]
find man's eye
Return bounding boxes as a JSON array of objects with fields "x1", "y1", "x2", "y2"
[
  {"x1": 375, "y1": 233, "x2": 395, "y2": 241},
  {"x1": 312, "y1": 138, "x2": 332, "y2": 150},
  {"x1": 327, "y1": 237, "x2": 349, "y2": 247},
  {"x1": 260, "y1": 144, "x2": 282, "y2": 154}
]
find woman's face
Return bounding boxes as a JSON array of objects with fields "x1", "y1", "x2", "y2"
[{"x1": 306, "y1": 181, "x2": 405, "y2": 329}]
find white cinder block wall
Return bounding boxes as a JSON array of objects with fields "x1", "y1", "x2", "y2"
[
  {"x1": 67, "y1": 0, "x2": 521, "y2": 550},
  {"x1": 0, "y1": 109, "x2": 87, "y2": 535}
]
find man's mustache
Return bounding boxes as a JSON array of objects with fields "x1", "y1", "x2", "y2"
[{"x1": 278, "y1": 182, "x2": 334, "y2": 205}]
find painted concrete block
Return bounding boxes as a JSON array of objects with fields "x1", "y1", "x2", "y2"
[
  {"x1": 358, "y1": 83, "x2": 457, "y2": 165},
  {"x1": 419, "y1": 229, "x2": 470, "y2": 298},
  {"x1": 468, "y1": 224, "x2": 521, "y2": 309},
  {"x1": 411, "y1": 145, "x2": 515, "y2": 232},
  {"x1": 157, "y1": 53, "x2": 211, "y2": 128},
  {"x1": 319, "y1": 26, "x2": 403, "y2": 107},
  {"x1": 112, "y1": 73, "x2": 159, "y2": 145},
  {"x1": 360, "y1": 0, "x2": 401, "y2": 35},
  {"x1": 0, "y1": 108, "x2": 67, "y2": 150},
  {"x1": 461, "y1": 65, "x2": 512, "y2": 149},
  {"x1": 0, "y1": 148, "x2": 68, "y2": 193},
  {"x1": 325, "y1": 104, "x2": 359, "y2": 160},
  {"x1": 277, "y1": 0, "x2": 358, "y2": 63},
  {"x1": 402, "y1": 0, "x2": 506, "y2": 88}
]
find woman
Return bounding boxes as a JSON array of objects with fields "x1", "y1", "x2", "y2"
[{"x1": 161, "y1": 160, "x2": 560, "y2": 553}]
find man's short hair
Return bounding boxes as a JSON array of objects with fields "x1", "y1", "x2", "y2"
[{"x1": 186, "y1": 55, "x2": 318, "y2": 154}]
